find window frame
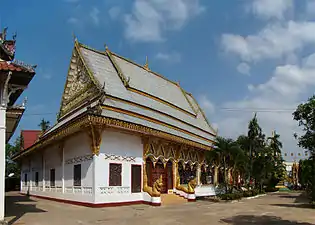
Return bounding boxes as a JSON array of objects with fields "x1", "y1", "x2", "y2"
[
  {"x1": 109, "y1": 163, "x2": 122, "y2": 187},
  {"x1": 73, "y1": 164, "x2": 82, "y2": 187},
  {"x1": 50, "y1": 168, "x2": 55, "y2": 187},
  {"x1": 35, "y1": 172, "x2": 39, "y2": 187},
  {"x1": 131, "y1": 164, "x2": 142, "y2": 193}
]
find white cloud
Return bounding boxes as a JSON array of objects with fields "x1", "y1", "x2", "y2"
[
  {"x1": 155, "y1": 52, "x2": 181, "y2": 63},
  {"x1": 250, "y1": 0, "x2": 293, "y2": 20},
  {"x1": 90, "y1": 7, "x2": 100, "y2": 25},
  {"x1": 207, "y1": 53, "x2": 315, "y2": 160},
  {"x1": 199, "y1": 95, "x2": 215, "y2": 115},
  {"x1": 67, "y1": 17, "x2": 79, "y2": 24},
  {"x1": 108, "y1": 6, "x2": 121, "y2": 20},
  {"x1": 306, "y1": 0, "x2": 315, "y2": 15},
  {"x1": 221, "y1": 21, "x2": 315, "y2": 63},
  {"x1": 124, "y1": 0, "x2": 205, "y2": 42},
  {"x1": 237, "y1": 62, "x2": 250, "y2": 75}
]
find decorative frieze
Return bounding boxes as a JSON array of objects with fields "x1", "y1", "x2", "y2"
[
  {"x1": 99, "y1": 186, "x2": 130, "y2": 195},
  {"x1": 104, "y1": 154, "x2": 136, "y2": 162},
  {"x1": 65, "y1": 154, "x2": 93, "y2": 165}
]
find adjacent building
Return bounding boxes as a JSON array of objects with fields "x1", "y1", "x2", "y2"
[{"x1": 0, "y1": 27, "x2": 36, "y2": 223}]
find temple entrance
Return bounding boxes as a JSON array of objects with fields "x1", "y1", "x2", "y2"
[
  {"x1": 166, "y1": 160, "x2": 173, "y2": 190},
  {"x1": 146, "y1": 158, "x2": 174, "y2": 194}
]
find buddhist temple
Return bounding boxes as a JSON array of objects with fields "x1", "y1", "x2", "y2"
[{"x1": 12, "y1": 39, "x2": 217, "y2": 206}]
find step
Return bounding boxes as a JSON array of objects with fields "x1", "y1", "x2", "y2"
[{"x1": 161, "y1": 194, "x2": 187, "y2": 205}]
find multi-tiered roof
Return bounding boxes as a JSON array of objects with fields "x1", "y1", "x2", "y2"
[{"x1": 13, "y1": 39, "x2": 217, "y2": 160}]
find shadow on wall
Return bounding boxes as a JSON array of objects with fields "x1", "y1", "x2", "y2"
[
  {"x1": 5, "y1": 193, "x2": 46, "y2": 225},
  {"x1": 221, "y1": 215, "x2": 313, "y2": 225}
]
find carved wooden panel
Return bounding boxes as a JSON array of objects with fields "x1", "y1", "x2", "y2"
[
  {"x1": 109, "y1": 163, "x2": 122, "y2": 186},
  {"x1": 59, "y1": 47, "x2": 99, "y2": 118}
]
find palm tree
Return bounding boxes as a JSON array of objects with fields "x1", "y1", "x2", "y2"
[
  {"x1": 206, "y1": 136, "x2": 242, "y2": 193},
  {"x1": 38, "y1": 118, "x2": 50, "y2": 132}
]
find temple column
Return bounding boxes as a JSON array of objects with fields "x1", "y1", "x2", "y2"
[
  {"x1": 61, "y1": 144, "x2": 65, "y2": 194},
  {"x1": 196, "y1": 164, "x2": 201, "y2": 185},
  {"x1": 42, "y1": 154, "x2": 45, "y2": 191},
  {"x1": 172, "y1": 161, "x2": 177, "y2": 189},
  {"x1": 214, "y1": 166, "x2": 218, "y2": 185}
]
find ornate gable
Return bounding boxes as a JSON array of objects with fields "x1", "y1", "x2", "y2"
[{"x1": 58, "y1": 43, "x2": 100, "y2": 120}]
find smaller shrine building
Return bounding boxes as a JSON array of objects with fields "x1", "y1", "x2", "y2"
[{"x1": 12, "y1": 40, "x2": 217, "y2": 206}]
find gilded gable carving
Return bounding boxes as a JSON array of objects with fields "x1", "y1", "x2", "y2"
[
  {"x1": 59, "y1": 47, "x2": 99, "y2": 119},
  {"x1": 142, "y1": 137, "x2": 206, "y2": 164}
]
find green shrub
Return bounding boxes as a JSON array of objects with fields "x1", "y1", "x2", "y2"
[
  {"x1": 218, "y1": 192, "x2": 243, "y2": 201},
  {"x1": 265, "y1": 187, "x2": 279, "y2": 192}
]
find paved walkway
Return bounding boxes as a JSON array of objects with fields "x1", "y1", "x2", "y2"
[{"x1": 4, "y1": 192, "x2": 315, "y2": 225}]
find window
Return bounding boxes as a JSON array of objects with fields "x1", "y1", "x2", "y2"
[
  {"x1": 73, "y1": 164, "x2": 81, "y2": 186},
  {"x1": 35, "y1": 172, "x2": 39, "y2": 187},
  {"x1": 291, "y1": 153, "x2": 294, "y2": 156},
  {"x1": 24, "y1": 173, "x2": 27, "y2": 186},
  {"x1": 298, "y1": 153, "x2": 301, "y2": 156},
  {"x1": 131, "y1": 165, "x2": 141, "y2": 193},
  {"x1": 284, "y1": 153, "x2": 287, "y2": 156},
  {"x1": 109, "y1": 163, "x2": 122, "y2": 186},
  {"x1": 50, "y1": 169, "x2": 55, "y2": 187}
]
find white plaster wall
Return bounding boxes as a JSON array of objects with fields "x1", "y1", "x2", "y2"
[
  {"x1": 44, "y1": 145, "x2": 62, "y2": 188},
  {"x1": 64, "y1": 132, "x2": 93, "y2": 188},
  {"x1": 20, "y1": 132, "x2": 94, "y2": 204},
  {"x1": 95, "y1": 129, "x2": 144, "y2": 203}
]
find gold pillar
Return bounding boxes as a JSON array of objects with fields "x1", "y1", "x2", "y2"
[
  {"x1": 197, "y1": 164, "x2": 201, "y2": 185},
  {"x1": 172, "y1": 161, "x2": 177, "y2": 189},
  {"x1": 214, "y1": 166, "x2": 218, "y2": 185}
]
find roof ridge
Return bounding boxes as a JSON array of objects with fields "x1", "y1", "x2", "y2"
[{"x1": 109, "y1": 51, "x2": 179, "y2": 86}]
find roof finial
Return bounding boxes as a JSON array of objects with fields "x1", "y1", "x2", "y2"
[
  {"x1": 72, "y1": 32, "x2": 77, "y2": 42},
  {"x1": 104, "y1": 43, "x2": 108, "y2": 51},
  {"x1": 144, "y1": 56, "x2": 149, "y2": 70}
]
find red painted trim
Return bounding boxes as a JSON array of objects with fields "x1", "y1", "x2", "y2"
[{"x1": 21, "y1": 193, "x2": 160, "y2": 207}]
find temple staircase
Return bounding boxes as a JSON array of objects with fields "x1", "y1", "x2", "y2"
[{"x1": 161, "y1": 194, "x2": 187, "y2": 205}]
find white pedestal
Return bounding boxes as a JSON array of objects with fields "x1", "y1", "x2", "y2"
[{"x1": 151, "y1": 197, "x2": 161, "y2": 206}]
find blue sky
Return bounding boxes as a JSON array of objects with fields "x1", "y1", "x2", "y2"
[{"x1": 1, "y1": 0, "x2": 313, "y2": 162}]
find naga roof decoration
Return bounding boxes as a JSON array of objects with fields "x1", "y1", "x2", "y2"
[
  {"x1": 0, "y1": 61, "x2": 35, "y2": 73},
  {"x1": 23, "y1": 40, "x2": 218, "y2": 156},
  {"x1": 0, "y1": 27, "x2": 16, "y2": 60}
]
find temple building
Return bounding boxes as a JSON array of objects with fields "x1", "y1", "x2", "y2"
[{"x1": 12, "y1": 40, "x2": 217, "y2": 206}]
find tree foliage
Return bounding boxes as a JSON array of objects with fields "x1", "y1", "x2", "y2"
[
  {"x1": 293, "y1": 95, "x2": 315, "y2": 201},
  {"x1": 38, "y1": 118, "x2": 50, "y2": 132},
  {"x1": 6, "y1": 136, "x2": 22, "y2": 177},
  {"x1": 206, "y1": 113, "x2": 286, "y2": 193}
]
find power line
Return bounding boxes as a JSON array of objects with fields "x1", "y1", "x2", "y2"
[{"x1": 20, "y1": 107, "x2": 297, "y2": 117}]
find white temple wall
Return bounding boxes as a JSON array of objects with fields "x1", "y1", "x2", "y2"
[
  {"x1": 95, "y1": 129, "x2": 144, "y2": 203},
  {"x1": 64, "y1": 132, "x2": 93, "y2": 188},
  {"x1": 20, "y1": 132, "x2": 94, "y2": 203}
]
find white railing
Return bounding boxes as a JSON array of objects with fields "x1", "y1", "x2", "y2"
[
  {"x1": 44, "y1": 186, "x2": 62, "y2": 193},
  {"x1": 99, "y1": 186, "x2": 130, "y2": 195},
  {"x1": 65, "y1": 186, "x2": 93, "y2": 195}
]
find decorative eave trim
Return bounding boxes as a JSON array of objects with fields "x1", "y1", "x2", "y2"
[
  {"x1": 12, "y1": 114, "x2": 213, "y2": 161},
  {"x1": 105, "y1": 49, "x2": 130, "y2": 87},
  {"x1": 89, "y1": 116, "x2": 213, "y2": 150},
  {"x1": 101, "y1": 105, "x2": 215, "y2": 143},
  {"x1": 179, "y1": 86, "x2": 198, "y2": 115},
  {"x1": 105, "y1": 95, "x2": 216, "y2": 137},
  {"x1": 75, "y1": 41, "x2": 102, "y2": 89}
]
